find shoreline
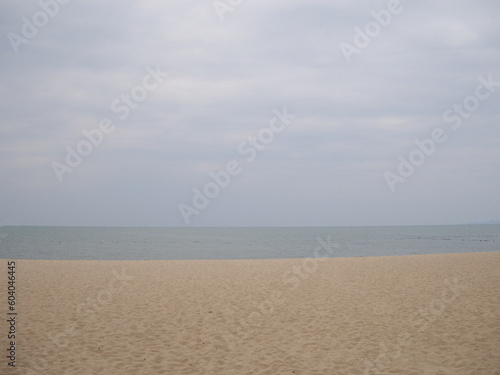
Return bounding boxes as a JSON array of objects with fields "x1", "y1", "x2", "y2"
[
  {"x1": 3, "y1": 249, "x2": 500, "y2": 262},
  {"x1": 1, "y1": 252, "x2": 499, "y2": 374}
]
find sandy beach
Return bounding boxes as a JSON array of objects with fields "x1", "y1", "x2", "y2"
[{"x1": 1, "y1": 252, "x2": 499, "y2": 374}]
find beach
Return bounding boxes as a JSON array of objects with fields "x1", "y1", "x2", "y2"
[{"x1": 1, "y1": 252, "x2": 499, "y2": 374}]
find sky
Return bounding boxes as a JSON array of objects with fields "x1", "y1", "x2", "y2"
[{"x1": 0, "y1": 0, "x2": 499, "y2": 227}]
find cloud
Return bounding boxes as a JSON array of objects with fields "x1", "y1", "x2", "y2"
[{"x1": 0, "y1": 0, "x2": 499, "y2": 226}]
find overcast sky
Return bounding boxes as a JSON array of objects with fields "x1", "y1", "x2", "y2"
[{"x1": 0, "y1": 0, "x2": 499, "y2": 227}]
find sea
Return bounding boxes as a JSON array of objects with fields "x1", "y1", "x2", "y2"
[{"x1": 0, "y1": 225, "x2": 499, "y2": 260}]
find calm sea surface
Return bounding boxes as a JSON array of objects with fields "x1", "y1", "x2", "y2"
[{"x1": 0, "y1": 225, "x2": 498, "y2": 260}]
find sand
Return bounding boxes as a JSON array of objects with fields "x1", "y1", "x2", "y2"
[{"x1": 0, "y1": 252, "x2": 499, "y2": 375}]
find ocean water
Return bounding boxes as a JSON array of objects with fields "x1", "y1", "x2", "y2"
[{"x1": 0, "y1": 225, "x2": 499, "y2": 260}]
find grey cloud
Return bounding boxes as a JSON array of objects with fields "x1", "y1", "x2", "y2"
[{"x1": 0, "y1": 0, "x2": 499, "y2": 226}]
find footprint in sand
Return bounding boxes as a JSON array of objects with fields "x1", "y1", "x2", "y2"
[{"x1": 422, "y1": 364, "x2": 456, "y2": 374}]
